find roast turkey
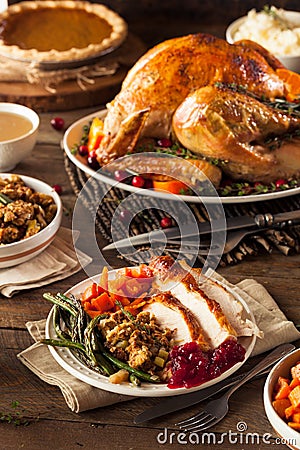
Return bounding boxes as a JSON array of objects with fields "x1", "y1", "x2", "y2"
[
  {"x1": 173, "y1": 84, "x2": 300, "y2": 183},
  {"x1": 96, "y1": 34, "x2": 286, "y2": 164}
]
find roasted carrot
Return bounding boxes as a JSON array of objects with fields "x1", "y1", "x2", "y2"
[
  {"x1": 152, "y1": 179, "x2": 189, "y2": 194},
  {"x1": 91, "y1": 292, "x2": 115, "y2": 313},
  {"x1": 82, "y1": 283, "x2": 100, "y2": 303},
  {"x1": 87, "y1": 117, "x2": 104, "y2": 152}
]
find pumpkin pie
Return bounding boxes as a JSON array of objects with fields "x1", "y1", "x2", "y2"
[{"x1": 0, "y1": 0, "x2": 128, "y2": 63}]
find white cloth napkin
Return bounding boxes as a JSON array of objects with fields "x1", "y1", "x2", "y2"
[
  {"x1": 0, "y1": 227, "x2": 92, "y2": 297},
  {"x1": 17, "y1": 272, "x2": 300, "y2": 413},
  {"x1": 206, "y1": 270, "x2": 300, "y2": 356}
]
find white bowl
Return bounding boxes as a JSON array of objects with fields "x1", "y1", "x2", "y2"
[
  {"x1": 0, "y1": 174, "x2": 62, "y2": 268},
  {"x1": 0, "y1": 103, "x2": 40, "y2": 171},
  {"x1": 226, "y1": 11, "x2": 300, "y2": 73},
  {"x1": 264, "y1": 348, "x2": 300, "y2": 450}
]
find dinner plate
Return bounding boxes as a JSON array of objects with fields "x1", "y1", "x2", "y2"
[
  {"x1": 45, "y1": 270, "x2": 257, "y2": 397},
  {"x1": 63, "y1": 111, "x2": 300, "y2": 204}
]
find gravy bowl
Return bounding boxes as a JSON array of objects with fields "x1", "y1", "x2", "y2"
[{"x1": 0, "y1": 103, "x2": 40, "y2": 171}]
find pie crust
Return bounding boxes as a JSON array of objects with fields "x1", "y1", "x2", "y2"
[{"x1": 0, "y1": 1, "x2": 128, "y2": 63}]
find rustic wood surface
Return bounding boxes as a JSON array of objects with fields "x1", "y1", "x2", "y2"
[
  {"x1": 0, "y1": 107, "x2": 299, "y2": 450},
  {"x1": 1, "y1": 7, "x2": 300, "y2": 446},
  {"x1": 0, "y1": 33, "x2": 146, "y2": 112}
]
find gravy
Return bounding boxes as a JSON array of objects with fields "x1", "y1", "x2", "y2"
[{"x1": 0, "y1": 112, "x2": 33, "y2": 141}]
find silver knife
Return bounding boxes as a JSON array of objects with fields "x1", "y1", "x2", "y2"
[
  {"x1": 103, "y1": 210, "x2": 300, "y2": 250},
  {"x1": 134, "y1": 343, "x2": 295, "y2": 424}
]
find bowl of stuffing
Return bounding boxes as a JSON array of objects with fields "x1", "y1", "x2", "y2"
[
  {"x1": 0, "y1": 174, "x2": 62, "y2": 267},
  {"x1": 0, "y1": 103, "x2": 40, "y2": 172},
  {"x1": 226, "y1": 6, "x2": 300, "y2": 73},
  {"x1": 263, "y1": 348, "x2": 300, "y2": 450}
]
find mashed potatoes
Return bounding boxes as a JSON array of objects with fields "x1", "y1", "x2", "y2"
[{"x1": 233, "y1": 6, "x2": 300, "y2": 56}]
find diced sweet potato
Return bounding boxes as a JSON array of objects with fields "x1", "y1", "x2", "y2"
[
  {"x1": 292, "y1": 412, "x2": 300, "y2": 423},
  {"x1": 285, "y1": 405, "x2": 300, "y2": 420},
  {"x1": 291, "y1": 362, "x2": 300, "y2": 381},
  {"x1": 272, "y1": 398, "x2": 291, "y2": 419},
  {"x1": 289, "y1": 377, "x2": 300, "y2": 389},
  {"x1": 288, "y1": 385, "x2": 300, "y2": 408},
  {"x1": 288, "y1": 422, "x2": 300, "y2": 430},
  {"x1": 274, "y1": 377, "x2": 291, "y2": 400}
]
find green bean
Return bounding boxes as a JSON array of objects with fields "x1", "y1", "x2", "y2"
[
  {"x1": 56, "y1": 293, "x2": 88, "y2": 344},
  {"x1": 53, "y1": 305, "x2": 71, "y2": 341},
  {"x1": 57, "y1": 293, "x2": 81, "y2": 310},
  {"x1": 84, "y1": 314, "x2": 113, "y2": 376},
  {"x1": 97, "y1": 340, "x2": 160, "y2": 383},
  {"x1": 43, "y1": 293, "x2": 77, "y2": 317},
  {"x1": 129, "y1": 373, "x2": 141, "y2": 386},
  {"x1": 40, "y1": 338, "x2": 85, "y2": 352},
  {"x1": 0, "y1": 192, "x2": 13, "y2": 205}
]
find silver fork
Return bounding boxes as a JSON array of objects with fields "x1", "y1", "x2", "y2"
[
  {"x1": 165, "y1": 227, "x2": 269, "y2": 256},
  {"x1": 176, "y1": 344, "x2": 292, "y2": 433}
]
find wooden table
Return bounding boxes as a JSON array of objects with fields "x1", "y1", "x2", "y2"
[{"x1": 1, "y1": 107, "x2": 300, "y2": 449}]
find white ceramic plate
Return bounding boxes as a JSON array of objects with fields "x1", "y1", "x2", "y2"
[
  {"x1": 45, "y1": 270, "x2": 257, "y2": 397},
  {"x1": 63, "y1": 111, "x2": 300, "y2": 204},
  {"x1": 264, "y1": 348, "x2": 300, "y2": 450}
]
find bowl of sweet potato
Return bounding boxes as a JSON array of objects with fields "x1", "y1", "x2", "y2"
[{"x1": 264, "y1": 348, "x2": 300, "y2": 449}]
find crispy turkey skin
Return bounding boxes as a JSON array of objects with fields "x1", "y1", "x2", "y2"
[
  {"x1": 173, "y1": 85, "x2": 300, "y2": 183},
  {"x1": 96, "y1": 33, "x2": 286, "y2": 166}
]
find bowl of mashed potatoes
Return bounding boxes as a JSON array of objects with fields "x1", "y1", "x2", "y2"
[{"x1": 226, "y1": 6, "x2": 300, "y2": 73}]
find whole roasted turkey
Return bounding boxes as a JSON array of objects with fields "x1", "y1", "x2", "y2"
[{"x1": 96, "y1": 33, "x2": 300, "y2": 183}]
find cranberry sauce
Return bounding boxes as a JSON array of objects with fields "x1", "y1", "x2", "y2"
[{"x1": 167, "y1": 338, "x2": 246, "y2": 389}]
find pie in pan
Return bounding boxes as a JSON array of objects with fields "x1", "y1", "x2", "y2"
[{"x1": 0, "y1": 0, "x2": 128, "y2": 63}]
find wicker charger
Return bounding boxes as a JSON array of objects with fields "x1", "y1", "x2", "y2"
[{"x1": 64, "y1": 153, "x2": 300, "y2": 267}]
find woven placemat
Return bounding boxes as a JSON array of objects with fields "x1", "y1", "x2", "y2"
[{"x1": 64, "y1": 154, "x2": 300, "y2": 266}]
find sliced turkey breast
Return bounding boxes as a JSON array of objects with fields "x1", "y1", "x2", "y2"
[
  {"x1": 143, "y1": 292, "x2": 211, "y2": 350},
  {"x1": 179, "y1": 262, "x2": 262, "y2": 339},
  {"x1": 149, "y1": 256, "x2": 237, "y2": 349}
]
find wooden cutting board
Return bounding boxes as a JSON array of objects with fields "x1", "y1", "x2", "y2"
[{"x1": 0, "y1": 33, "x2": 146, "y2": 112}]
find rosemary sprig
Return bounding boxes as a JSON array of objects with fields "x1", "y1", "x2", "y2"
[
  {"x1": 0, "y1": 401, "x2": 30, "y2": 426},
  {"x1": 115, "y1": 300, "x2": 151, "y2": 335}
]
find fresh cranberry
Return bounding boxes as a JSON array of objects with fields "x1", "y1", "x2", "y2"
[
  {"x1": 51, "y1": 117, "x2": 65, "y2": 131},
  {"x1": 114, "y1": 170, "x2": 129, "y2": 182},
  {"x1": 78, "y1": 145, "x2": 89, "y2": 156},
  {"x1": 160, "y1": 217, "x2": 173, "y2": 228},
  {"x1": 87, "y1": 154, "x2": 100, "y2": 170},
  {"x1": 131, "y1": 176, "x2": 145, "y2": 188},
  {"x1": 157, "y1": 138, "x2": 172, "y2": 147},
  {"x1": 52, "y1": 184, "x2": 62, "y2": 195},
  {"x1": 275, "y1": 178, "x2": 287, "y2": 188}
]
